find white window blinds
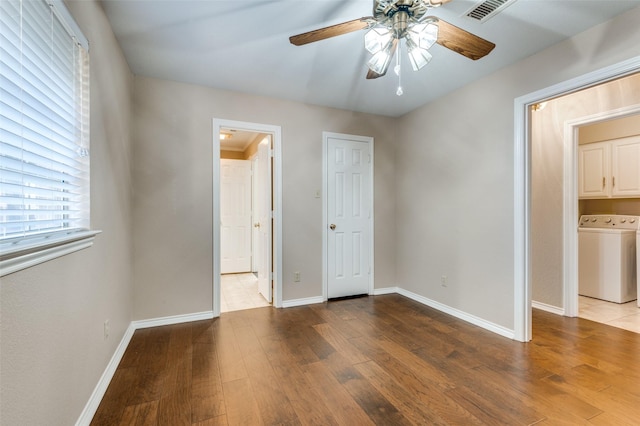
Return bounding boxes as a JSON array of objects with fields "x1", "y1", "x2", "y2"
[{"x1": 0, "y1": 0, "x2": 90, "y2": 243}]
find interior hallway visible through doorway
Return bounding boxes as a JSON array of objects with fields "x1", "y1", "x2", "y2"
[{"x1": 220, "y1": 273, "x2": 270, "y2": 312}]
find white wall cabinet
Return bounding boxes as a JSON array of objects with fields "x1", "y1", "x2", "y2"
[{"x1": 579, "y1": 135, "x2": 640, "y2": 199}]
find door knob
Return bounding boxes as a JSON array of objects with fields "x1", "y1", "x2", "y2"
[
  {"x1": 329, "y1": 224, "x2": 336, "y2": 230},
  {"x1": 254, "y1": 223, "x2": 260, "y2": 228}
]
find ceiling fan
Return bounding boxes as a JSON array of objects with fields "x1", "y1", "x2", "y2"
[{"x1": 289, "y1": 0, "x2": 495, "y2": 93}]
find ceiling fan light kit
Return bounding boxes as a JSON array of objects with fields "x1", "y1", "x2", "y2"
[
  {"x1": 364, "y1": 27, "x2": 393, "y2": 54},
  {"x1": 289, "y1": 0, "x2": 495, "y2": 95}
]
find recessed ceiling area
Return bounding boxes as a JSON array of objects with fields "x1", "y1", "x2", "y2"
[{"x1": 101, "y1": 0, "x2": 640, "y2": 117}]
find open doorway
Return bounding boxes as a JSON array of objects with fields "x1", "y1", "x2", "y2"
[
  {"x1": 219, "y1": 129, "x2": 272, "y2": 312},
  {"x1": 212, "y1": 119, "x2": 283, "y2": 316},
  {"x1": 515, "y1": 57, "x2": 640, "y2": 342},
  {"x1": 531, "y1": 97, "x2": 640, "y2": 333},
  {"x1": 573, "y1": 115, "x2": 640, "y2": 331}
]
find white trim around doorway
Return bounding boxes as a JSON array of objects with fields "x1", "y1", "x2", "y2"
[
  {"x1": 212, "y1": 119, "x2": 283, "y2": 317},
  {"x1": 513, "y1": 55, "x2": 640, "y2": 342}
]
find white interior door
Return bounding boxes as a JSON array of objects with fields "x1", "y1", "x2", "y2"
[
  {"x1": 326, "y1": 134, "x2": 372, "y2": 299},
  {"x1": 256, "y1": 137, "x2": 272, "y2": 302},
  {"x1": 221, "y1": 159, "x2": 252, "y2": 274}
]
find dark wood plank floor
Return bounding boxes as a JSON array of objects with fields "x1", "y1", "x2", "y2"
[{"x1": 91, "y1": 294, "x2": 640, "y2": 425}]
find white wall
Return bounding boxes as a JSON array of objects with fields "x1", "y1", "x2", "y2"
[
  {"x1": 132, "y1": 77, "x2": 398, "y2": 319},
  {"x1": 0, "y1": 1, "x2": 134, "y2": 424},
  {"x1": 396, "y1": 6, "x2": 640, "y2": 330}
]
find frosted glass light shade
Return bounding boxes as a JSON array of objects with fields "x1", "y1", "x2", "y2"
[
  {"x1": 407, "y1": 42, "x2": 432, "y2": 71},
  {"x1": 364, "y1": 27, "x2": 392, "y2": 54},
  {"x1": 367, "y1": 48, "x2": 393, "y2": 74},
  {"x1": 407, "y1": 22, "x2": 438, "y2": 50}
]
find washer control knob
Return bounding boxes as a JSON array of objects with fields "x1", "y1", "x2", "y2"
[
  {"x1": 621, "y1": 218, "x2": 627, "y2": 223},
  {"x1": 591, "y1": 218, "x2": 597, "y2": 222},
  {"x1": 631, "y1": 219, "x2": 637, "y2": 223},
  {"x1": 605, "y1": 218, "x2": 612, "y2": 223}
]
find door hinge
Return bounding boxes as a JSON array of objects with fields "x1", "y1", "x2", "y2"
[
  {"x1": 270, "y1": 271, "x2": 274, "y2": 280},
  {"x1": 270, "y1": 210, "x2": 274, "y2": 219},
  {"x1": 368, "y1": 154, "x2": 371, "y2": 164},
  {"x1": 269, "y1": 149, "x2": 275, "y2": 157}
]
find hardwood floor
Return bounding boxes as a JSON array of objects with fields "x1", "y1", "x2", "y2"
[{"x1": 91, "y1": 294, "x2": 640, "y2": 425}]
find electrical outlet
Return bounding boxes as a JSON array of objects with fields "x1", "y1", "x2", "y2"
[
  {"x1": 104, "y1": 319, "x2": 110, "y2": 340},
  {"x1": 294, "y1": 271, "x2": 301, "y2": 282},
  {"x1": 441, "y1": 275, "x2": 448, "y2": 287}
]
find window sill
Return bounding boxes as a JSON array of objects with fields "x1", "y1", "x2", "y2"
[{"x1": 0, "y1": 230, "x2": 102, "y2": 277}]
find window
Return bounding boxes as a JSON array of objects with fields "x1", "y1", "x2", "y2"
[{"x1": 0, "y1": 0, "x2": 95, "y2": 276}]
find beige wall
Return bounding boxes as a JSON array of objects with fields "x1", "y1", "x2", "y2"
[
  {"x1": 397, "y1": 5, "x2": 640, "y2": 330},
  {"x1": 580, "y1": 198, "x2": 640, "y2": 216},
  {"x1": 220, "y1": 150, "x2": 244, "y2": 159},
  {"x1": 531, "y1": 74, "x2": 640, "y2": 309},
  {"x1": 579, "y1": 113, "x2": 640, "y2": 144},
  {"x1": 3, "y1": 3, "x2": 640, "y2": 423},
  {"x1": 133, "y1": 77, "x2": 398, "y2": 319},
  {"x1": 0, "y1": 1, "x2": 134, "y2": 425}
]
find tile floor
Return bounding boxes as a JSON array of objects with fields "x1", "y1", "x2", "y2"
[
  {"x1": 220, "y1": 272, "x2": 270, "y2": 313},
  {"x1": 579, "y1": 295, "x2": 640, "y2": 333}
]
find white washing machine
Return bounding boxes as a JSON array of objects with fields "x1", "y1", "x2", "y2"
[{"x1": 578, "y1": 215, "x2": 638, "y2": 303}]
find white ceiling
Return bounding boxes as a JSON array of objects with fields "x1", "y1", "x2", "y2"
[{"x1": 100, "y1": 0, "x2": 640, "y2": 117}]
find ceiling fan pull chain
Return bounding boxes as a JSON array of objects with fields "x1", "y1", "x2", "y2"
[{"x1": 395, "y1": 41, "x2": 403, "y2": 96}]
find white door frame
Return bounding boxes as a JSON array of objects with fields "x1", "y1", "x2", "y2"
[
  {"x1": 322, "y1": 131, "x2": 375, "y2": 301},
  {"x1": 212, "y1": 119, "x2": 283, "y2": 317},
  {"x1": 513, "y1": 55, "x2": 640, "y2": 342}
]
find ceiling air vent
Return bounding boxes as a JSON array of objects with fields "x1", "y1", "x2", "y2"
[{"x1": 465, "y1": 0, "x2": 517, "y2": 23}]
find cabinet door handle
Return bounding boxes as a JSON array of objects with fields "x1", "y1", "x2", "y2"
[
  {"x1": 603, "y1": 177, "x2": 606, "y2": 188},
  {"x1": 613, "y1": 176, "x2": 616, "y2": 187}
]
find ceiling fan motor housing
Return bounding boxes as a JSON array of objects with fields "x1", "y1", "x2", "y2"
[
  {"x1": 392, "y1": 8, "x2": 410, "y2": 36},
  {"x1": 374, "y1": 0, "x2": 448, "y2": 28}
]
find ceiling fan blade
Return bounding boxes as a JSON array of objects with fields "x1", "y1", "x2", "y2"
[
  {"x1": 290, "y1": 17, "x2": 373, "y2": 46},
  {"x1": 431, "y1": 17, "x2": 495, "y2": 60},
  {"x1": 366, "y1": 69, "x2": 384, "y2": 79},
  {"x1": 366, "y1": 39, "x2": 398, "y2": 80}
]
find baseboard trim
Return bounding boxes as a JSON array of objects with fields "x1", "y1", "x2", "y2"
[
  {"x1": 397, "y1": 288, "x2": 515, "y2": 340},
  {"x1": 132, "y1": 311, "x2": 215, "y2": 329},
  {"x1": 78, "y1": 289, "x2": 518, "y2": 424},
  {"x1": 75, "y1": 322, "x2": 135, "y2": 426},
  {"x1": 373, "y1": 287, "x2": 399, "y2": 295},
  {"x1": 76, "y1": 311, "x2": 214, "y2": 425},
  {"x1": 282, "y1": 296, "x2": 325, "y2": 308},
  {"x1": 532, "y1": 300, "x2": 565, "y2": 316}
]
